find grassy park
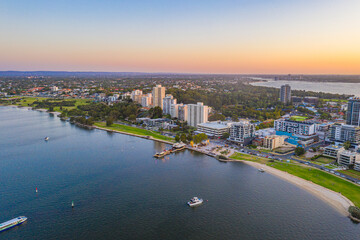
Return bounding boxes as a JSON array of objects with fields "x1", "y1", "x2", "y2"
[
  {"x1": 290, "y1": 115, "x2": 309, "y2": 121},
  {"x1": 2, "y1": 97, "x2": 91, "y2": 112},
  {"x1": 268, "y1": 162, "x2": 360, "y2": 207},
  {"x1": 230, "y1": 152, "x2": 270, "y2": 164},
  {"x1": 338, "y1": 169, "x2": 360, "y2": 180},
  {"x1": 94, "y1": 122, "x2": 174, "y2": 142},
  {"x1": 230, "y1": 152, "x2": 360, "y2": 207}
]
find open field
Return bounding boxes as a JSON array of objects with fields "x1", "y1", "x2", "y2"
[
  {"x1": 267, "y1": 162, "x2": 360, "y2": 207},
  {"x1": 230, "y1": 152, "x2": 360, "y2": 208},
  {"x1": 312, "y1": 156, "x2": 336, "y2": 165},
  {"x1": 338, "y1": 169, "x2": 360, "y2": 180},
  {"x1": 290, "y1": 115, "x2": 309, "y2": 121},
  {"x1": 230, "y1": 152, "x2": 270, "y2": 164},
  {"x1": 6, "y1": 97, "x2": 91, "y2": 111},
  {"x1": 323, "y1": 99, "x2": 348, "y2": 103},
  {"x1": 94, "y1": 122, "x2": 174, "y2": 142}
]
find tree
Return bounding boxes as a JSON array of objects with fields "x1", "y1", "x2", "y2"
[
  {"x1": 209, "y1": 113, "x2": 226, "y2": 121},
  {"x1": 149, "y1": 106, "x2": 163, "y2": 119},
  {"x1": 180, "y1": 133, "x2": 187, "y2": 143},
  {"x1": 187, "y1": 134, "x2": 193, "y2": 142},
  {"x1": 128, "y1": 114, "x2": 136, "y2": 122},
  {"x1": 221, "y1": 132, "x2": 230, "y2": 139},
  {"x1": 343, "y1": 141, "x2": 351, "y2": 150},
  {"x1": 175, "y1": 134, "x2": 180, "y2": 142},
  {"x1": 295, "y1": 147, "x2": 305, "y2": 156},
  {"x1": 231, "y1": 114, "x2": 239, "y2": 122},
  {"x1": 106, "y1": 117, "x2": 114, "y2": 126}
]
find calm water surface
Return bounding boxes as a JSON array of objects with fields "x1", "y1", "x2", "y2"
[
  {"x1": 250, "y1": 80, "x2": 360, "y2": 96},
  {"x1": 0, "y1": 106, "x2": 359, "y2": 239}
]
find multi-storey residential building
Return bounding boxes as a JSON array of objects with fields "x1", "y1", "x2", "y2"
[
  {"x1": 152, "y1": 85, "x2": 166, "y2": 109},
  {"x1": 346, "y1": 97, "x2": 360, "y2": 126},
  {"x1": 280, "y1": 84, "x2": 291, "y2": 104},
  {"x1": 323, "y1": 145, "x2": 345, "y2": 159},
  {"x1": 263, "y1": 135, "x2": 285, "y2": 150},
  {"x1": 163, "y1": 94, "x2": 177, "y2": 115},
  {"x1": 131, "y1": 89, "x2": 143, "y2": 103},
  {"x1": 196, "y1": 121, "x2": 231, "y2": 138},
  {"x1": 141, "y1": 93, "x2": 152, "y2": 107},
  {"x1": 178, "y1": 104, "x2": 188, "y2": 121},
  {"x1": 228, "y1": 121, "x2": 255, "y2": 146},
  {"x1": 354, "y1": 160, "x2": 360, "y2": 172},
  {"x1": 274, "y1": 119, "x2": 316, "y2": 136},
  {"x1": 50, "y1": 86, "x2": 59, "y2": 92},
  {"x1": 170, "y1": 103, "x2": 180, "y2": 119},
  {"x1": 187, "y1": 102, "x2": 208, "y2": 127},
  {"x1": 337, "y1": 150, "x2": 360, "y2": 167},
  {"x1": 328, "y1": 123, "x2": 360, "y2": 147}
]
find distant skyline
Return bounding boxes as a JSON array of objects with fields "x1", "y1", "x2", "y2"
[{"x1": 1, "y1": 0, "x2": 360, "y2": 74}]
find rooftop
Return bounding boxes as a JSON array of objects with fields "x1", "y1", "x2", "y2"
[{"x1": 197, "y1": 121, "x2": 231, "y2": 129}]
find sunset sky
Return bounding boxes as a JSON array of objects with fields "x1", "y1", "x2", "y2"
[{"x1": 1, "y1": 0, "x2": 360, "y2": 74}]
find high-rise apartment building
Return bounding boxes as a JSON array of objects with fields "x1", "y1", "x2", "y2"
[
  {"x1": 163, "y1": 94, "x2": 177, "y2": 115},
  {"x1": 328, "y1": 123, "x2": 360, "y2": 147},
  {"x1": 187, "y1": 102, "x2": 209, "y2": 127},
  {"x1": 170, "y1": 103, "x2": 180, "y2": 119},
  {"x1": 141, "y1": 93, "x2": 152, "y2": 107},
  {"x1": 178, "y1": 104, "x2": 188, "y2": 121},
  {"x1": 228, "y1": 121, "x2": 255, "y2": 146},
  {"x1": 346, "y1": 97, "x2": 360, "y2": 126},
  {"x1": 152, "y1": 85, "x2": 166, "y2": 109},
  {"x1": 280, "y1": 84, "x2": 291, "y2": 104}
]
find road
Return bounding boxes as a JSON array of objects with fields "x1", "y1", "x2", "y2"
[{"x1": 213, "y1": 139, "x2": 360, "y2": 185}]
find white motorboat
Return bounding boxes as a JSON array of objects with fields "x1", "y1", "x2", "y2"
[
  {"x1": 44, "y1": 136, "x2": 49, "y2": 141},
  {"x1": 187, "y1": 197, "x2": 203, "y2": 207},
  {"x1": 258, "y1": 168, "x2": 265, "y2": 172}
]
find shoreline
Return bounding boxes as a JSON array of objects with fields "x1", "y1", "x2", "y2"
[
  {"x1": 2, "y1": 105, "x2": 355, "y2": 217},
  {"x1": 227, "y1": 158, "x2": 354, "y2": 216},
  {"x1": 93, "y1": 125, "x2": 174, "y2": 145}
]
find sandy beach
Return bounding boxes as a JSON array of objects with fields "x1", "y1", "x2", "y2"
[
  {"x1": 7, "y1": 105, "x2": 354, "y2": 217},
  {"x1": 230, "y1": 159, "x2": 354, "y2": 216}
]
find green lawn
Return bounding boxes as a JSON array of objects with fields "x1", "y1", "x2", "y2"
[
  {"x1": 10, "y1": 97, "x2": 91, "y2": 111},
  {"x1": 230, "y1": 152, "x2": 270, "y2": 164},
  {"x1": 94, "y1": 122, "x2": 174, "y2": 142},
  {"x1": 338, "y1": 169, "x2": 360, "y2": 180},
  {"x1": 230, "y1": 152, "x2": 360, "y2": 207},
  {"x1": 312, "y1": 156, "x2": 336, "y2": 165},
  {"x1": 267, "y1": 162, "x2": 360, "y2": 207},
  {"x1": 290, "y1": 116, "x2": 309, "y2": 121},
  {"x1": 322, "y1": 99, "x2": 348, "y2": 103}
]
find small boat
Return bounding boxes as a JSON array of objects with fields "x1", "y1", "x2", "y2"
[
  {"x1": 258, "y1": 168, "x2": 265, "y2": 172},
  {"x1": 0, "y1": 216, "x2": 27, "y2": 232},
  {"x1": 44, "y1": 137, "x2": 49, "y2": 141},
  {"x1": 187, "y1": 197, "x2": 203, "y2": 207}
]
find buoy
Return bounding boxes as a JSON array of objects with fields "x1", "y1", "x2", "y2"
[
  {"x1": 36, "y1": 188, "x2": 38, "y2": 193},
  {"x1": 71, "y1": 201, "x2": 74, "y2": 208}
]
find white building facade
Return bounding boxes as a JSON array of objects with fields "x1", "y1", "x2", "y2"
[{"x1": 187, "y1": 102, "x2": 209, "y2": 127}]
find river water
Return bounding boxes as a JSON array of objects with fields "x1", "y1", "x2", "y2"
[
  {"x1": 0, "y1": 106, "x2": 359, "y2": 239},
  {"x1": 250, "y1": 80, "x2": 360, "y2": 96}
]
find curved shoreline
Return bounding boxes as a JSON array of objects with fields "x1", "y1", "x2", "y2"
[
  {"x1": 2, "y1": 105, "x2": 355, "y2": 217},
  {"x1": 227, "y1": 159, "x2": 354, "y2": 216}
]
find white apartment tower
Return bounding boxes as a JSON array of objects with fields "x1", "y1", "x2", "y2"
[
  {"x1": 152, "y1": 85, "x2": 166, "y2": 109},
  {"x1": 163, "y1": 94, "x2": 177, "y2": 115},
  {"x1": 178, "y1": 104, "x2": 188, "y2": 121},
  {"x1": 187, "y1": 102, "x2": 209, "y2": 127}
]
